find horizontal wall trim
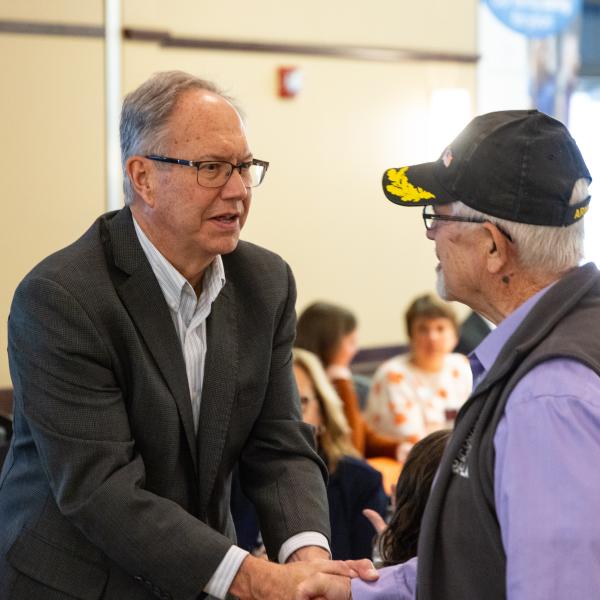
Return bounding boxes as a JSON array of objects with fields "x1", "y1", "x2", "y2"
[
  {"x1": 0, "y1": 19, "x2": 103, "y2": 38},
  {"x1": 0, "y1": 19, "x2": 479, "y2": 63}
]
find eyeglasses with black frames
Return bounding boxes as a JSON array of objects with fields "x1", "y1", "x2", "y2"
[
  {"x1": 422, "y1": 205, "x2": 513, "y2": 243},
  {"x1": 145, "y1": 155, "x2": 269, "y2": 189}
]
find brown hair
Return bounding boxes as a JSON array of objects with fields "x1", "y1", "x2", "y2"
[
  {"x1": 404, "y1": 294, "x2": 458, "y2": 339},
  {"x1": 296, "y1": 302, "x2": 357, "y2": 367},
  {"x1": 378, "y1": 429, "x2": 451, "y2": 565}
]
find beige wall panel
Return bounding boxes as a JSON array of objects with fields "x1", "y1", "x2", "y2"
[
  {"x1": 123, "y1": 0, "x2": 477, "y2": 54},
  {"x1": 0, "y1": 34, "x2": 104, "y2": 386},
  {"x1": 0, "y1": 0, "x2": 102, "y2": 24},
  {"x1": 123, "y1": 45, "x2": 474, "y2": 350},
  {"x1": 0, "y1": 1, "x2": 476, "y2": 386}
]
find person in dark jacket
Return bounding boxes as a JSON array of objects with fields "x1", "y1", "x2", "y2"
[
  {"x1": 0, "y1": 70, "x2": 374, "y2": 600},
  {"x1": 296, "y1": 110, "x2": 599, "y2": 600}
]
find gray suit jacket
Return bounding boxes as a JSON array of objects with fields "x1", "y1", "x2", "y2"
[{"x1": 0, "y1": 207, "x2": 329, "y2": 600}]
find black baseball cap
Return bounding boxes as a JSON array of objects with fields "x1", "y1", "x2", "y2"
[{"x1": 382, "y1": 109, "x2": 591, "y2": 227}]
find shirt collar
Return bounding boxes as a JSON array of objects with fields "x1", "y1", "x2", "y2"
[
  {"x1": 132, "y1": 216, "x2": 226, "y2": 312},
  {"x1": 470, "y1": 281, "x2": 556, "y2": 377}
]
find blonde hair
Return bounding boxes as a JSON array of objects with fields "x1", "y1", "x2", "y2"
[{"x1": 292, "y1": 348, "x2": 359, "y2": 471}]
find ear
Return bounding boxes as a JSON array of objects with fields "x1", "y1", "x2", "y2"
[
  {"x1": 126, "y1": 156, "x2": 155, "y2": 207},
  {"x1": 481, "y1": 222, "x2": 511, "y2": 275}
]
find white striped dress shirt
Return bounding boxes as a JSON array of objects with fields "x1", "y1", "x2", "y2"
[
  {"x1": 133, "y1": 218, "x2": 329, "y2": 598},
  {"x1": 133, "y1": 218, "x2": 224, "y2": 432}
]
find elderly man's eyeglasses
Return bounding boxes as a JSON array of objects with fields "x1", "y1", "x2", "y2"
[
  {"x1": 145, "y1": 155, "x2": 269, "y2": 188},
  {"x1": 422, "y1": 205, "x2": 513, "y2": 242}
]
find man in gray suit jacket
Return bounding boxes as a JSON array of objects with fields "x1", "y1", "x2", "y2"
[{"x1": 0, "y1": 71, "x2": 374, "y2": 600}]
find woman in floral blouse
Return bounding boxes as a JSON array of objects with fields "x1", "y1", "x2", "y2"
[{"x1": 365, "y1": 294, "x2": 472, "y2": 460}]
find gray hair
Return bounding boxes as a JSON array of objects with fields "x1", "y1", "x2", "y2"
[
  {"x1": 120, "y1": 71, "x2": 236, "y2": 205},
  {"x1": 451, "y1": 178, "x2": 590, "y2": 275}
]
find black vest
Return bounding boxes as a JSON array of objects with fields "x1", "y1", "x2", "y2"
[{"x1": 417, "y1": 263, "x2": 600, "y2": 600}]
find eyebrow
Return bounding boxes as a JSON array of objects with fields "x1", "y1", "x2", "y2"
[{"x1": 194, "y1": 153, "x2": 253, "y2": 162}]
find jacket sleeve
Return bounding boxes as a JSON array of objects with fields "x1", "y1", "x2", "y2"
[{"x1": 237, "y1": 262, "x2": 331, "y2": 559}]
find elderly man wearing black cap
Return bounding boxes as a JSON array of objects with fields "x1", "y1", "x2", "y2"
[{"x1": 295, "y1": 110, "x2": 599, "y2": 600}]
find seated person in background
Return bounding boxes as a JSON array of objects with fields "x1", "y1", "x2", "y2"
[
  {"x1": 365, "y1": 429, "x2": 451, "y2": 566},
  {"x1": 296, "y1": 302, "x2": 400, "y2": 459},
  {"x1": 365, "y1": 294, "x2": 471, "y2": 459},
  {"x1": 293, "y1": 348, "x2": 389, "y2": 561}
]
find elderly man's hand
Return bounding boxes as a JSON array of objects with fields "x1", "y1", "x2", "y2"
[{"x1": 230, "y1": 555, "x2": 378, "y2": 600}]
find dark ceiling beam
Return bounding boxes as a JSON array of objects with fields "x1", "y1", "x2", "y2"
[
  {"x1": 0, "y1": 19, "x2": 103, "y2": 38},
  {"x1": 0, "y1": 19, "x2": 479, "y2": 64}
]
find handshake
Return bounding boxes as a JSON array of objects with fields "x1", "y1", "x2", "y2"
[
  {"x1": 230, "y1": 547, "x2": 379, "y2": 600},
  {"x1": 292, "y1": 557, "x2": 378, "y2": 600}
]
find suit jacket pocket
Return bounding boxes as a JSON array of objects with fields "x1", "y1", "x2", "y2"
[{"x1": 8, "y1": 529, "x2": 108, "y2": 600}]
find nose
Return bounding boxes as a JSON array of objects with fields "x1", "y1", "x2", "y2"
[
  {"x1": 426, "y1": 226, "x2": 436, "y2": 241},
  {"x1": 221, "y1": 167, "x2": 249, "y2": 200},
  {"x1": 427, "y1": 328, "x2": 439, "y2": 341}
]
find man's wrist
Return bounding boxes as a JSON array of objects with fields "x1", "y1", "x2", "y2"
[
  {"x1": 287, "y1": 545, "x2": 330, "y2": 562},
  {"x1": 204, "y1": 545, "x2": 248, "y2": 598},
  {"x1": 278, "y1": 531, "x2": 330, "y2": 563},
  {"x1": 229, "y1": 554, "x2": 276, "y2": 600}
]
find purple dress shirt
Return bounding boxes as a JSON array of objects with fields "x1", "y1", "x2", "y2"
[{"x1": 353, "y1": 285, "x2": 600, "y2": 599}]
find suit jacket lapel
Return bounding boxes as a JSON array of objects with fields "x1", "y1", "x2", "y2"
[
  {"x1": 197, "y1": 280, "x2": 238, "y2": 516},
  {"x1": 102, "y1": 208, "x2": 198, "y2": 470}
]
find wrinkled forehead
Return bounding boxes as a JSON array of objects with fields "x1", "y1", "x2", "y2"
[{"x1": 165, "y1": 89, "x2": 249, "y2": 154}]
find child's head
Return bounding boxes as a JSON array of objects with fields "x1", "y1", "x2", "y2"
[{"x1": 378, "y1": 429, "x2": 451, "y2": 565}]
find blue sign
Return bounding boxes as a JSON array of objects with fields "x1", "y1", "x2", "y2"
[{"x1": 486, "y1": 0, "x2": 583, "y2": 37}]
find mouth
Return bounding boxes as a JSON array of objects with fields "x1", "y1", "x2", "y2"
[
  {"x1": 211, "y1": 211, "x2": 240, "y2": 223},
  {"x1": 208, "y1": 211, "x2": 242, "y2": 230}
]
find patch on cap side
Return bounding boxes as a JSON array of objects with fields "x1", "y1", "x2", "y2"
[
  {"x1": 442, "y1": 147, "x2": 453, "y2": 168},
  {"x1": 572, "y1": 201, "x2": 589, "y2": 222},
  {"x1": 384, "y1": 167, "x2": 436, "y2": 203}
]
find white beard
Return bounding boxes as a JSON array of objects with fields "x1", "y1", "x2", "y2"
[{"x1": 436, "y1": 268, "x2": 448, "y2": 300}]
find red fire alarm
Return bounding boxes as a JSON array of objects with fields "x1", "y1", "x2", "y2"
[{"x1": 278, "y1": 67, "x2": 303, "y2": 98}]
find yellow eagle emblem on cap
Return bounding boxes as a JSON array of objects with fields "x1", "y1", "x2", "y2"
[{"x1": 385, "y1": 167, "x2": 435, "y2": 202}]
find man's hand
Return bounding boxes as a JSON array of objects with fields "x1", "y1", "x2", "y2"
[
  {"x1": 229, "y1": 555, "x2": 378, "y2": 600},
  {"x1": 295, "y1": 573, "x2": 351, "y2": 600},
  {"x1": 295, "y1": 561, "x2": 378, "y2": 600}
]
